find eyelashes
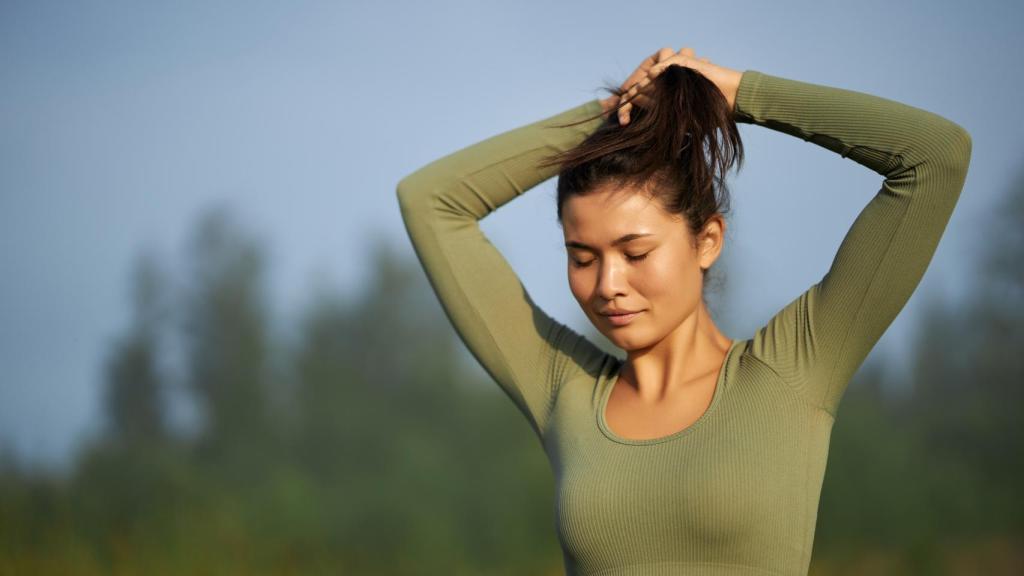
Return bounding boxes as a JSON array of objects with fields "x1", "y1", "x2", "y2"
[{"x1": 570, "y1": 252, "x2": 650, "y2": 269}]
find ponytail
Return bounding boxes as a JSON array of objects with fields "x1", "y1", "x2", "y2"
[{"x1": 539, "y1": 64, "x2": 744, "y2": 238}]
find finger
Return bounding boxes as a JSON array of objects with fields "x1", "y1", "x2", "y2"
[
  {"x1": 614, "y1": 79, "x2": 638, "y2": 103},
  {"x1": 678, "y1": 47, "x2": 696, "y2": 58},
  {"x1": 650, "y1": 54, "x2": 690, "y2": 76},
  {"x1": 637, "y1": 74, "x2": 654, "y2": 92},
  {"x1": 651, "y1": 54, "x2": 684, "y2": 73},
  {"x1": 624, "y1": 77, "x2": 643, "y2": 95},
  {"x1": 621, "y1": 67, "x2": 647, "y2": 94},
  {"x1": 631, "y1": 48, "x2": 664, "y2": 82},
  {"x1": 646, "y1": 47, "x2": 668, "y2": 66},
  {"x1": 626, "y1": 75, "x2": 651, "y2": 98},
  {"x1": 626, "y1": 45, "x2": 675, "y2": 87},
  {"x1": 623, "y1": 47, "x2": 672, "y2": 93}
]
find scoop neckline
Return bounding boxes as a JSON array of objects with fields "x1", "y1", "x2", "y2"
[{"x1": 597, "y1": 338, "x2": 742, "y2": 446}]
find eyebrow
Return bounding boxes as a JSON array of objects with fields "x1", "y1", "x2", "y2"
[{"x1": 564, "y1": 233, "x2": 654, "y2": 251}]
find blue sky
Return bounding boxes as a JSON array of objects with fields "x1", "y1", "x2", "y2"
[{"x1": 1, "y1": 0, "x2": 1020, "y2": 470}]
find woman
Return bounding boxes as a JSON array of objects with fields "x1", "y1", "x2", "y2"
[{"x1": 396, "y1": 47, "x2": 971, "y2": 575}]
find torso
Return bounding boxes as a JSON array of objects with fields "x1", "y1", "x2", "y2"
[{"x1": 550, "y1": 336, "x2": 830, "y2": 574}]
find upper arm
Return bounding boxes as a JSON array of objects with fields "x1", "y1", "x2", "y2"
[
  {"x1": 397, "y1": 180, "x2": 604, "y2": 441},
  {"x1": 395, "y1": 98, "x2": 609, "y2": 440},
  {"x1": 749, "y1": 126, "x2": 972, "y2": 416}
]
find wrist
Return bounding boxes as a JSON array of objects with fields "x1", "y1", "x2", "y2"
[
  {"x1": 599, "y1": 95, "x2": 617, "y2": 117},
  {"x1": 725, "y1": 69, "x2": 745, "y2": 113}
]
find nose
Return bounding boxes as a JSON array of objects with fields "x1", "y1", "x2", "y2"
[{"x1": 595, "y1": 258, "x2": 629, "y2": 302}]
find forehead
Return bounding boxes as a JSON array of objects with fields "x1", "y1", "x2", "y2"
[{"x1": 562, "y1": 185, "x2": 677, "y2": 237}]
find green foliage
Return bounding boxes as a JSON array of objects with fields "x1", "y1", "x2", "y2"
[
  {"x1": 102, "y1": 250, "x2": 171, "y2": 445},
  {"x1": 811, "y1": 167, "x2": 1024, "y2": 573},
  {"x1": 2, "y1": 172, "x2": 1023, "y2": 574}
]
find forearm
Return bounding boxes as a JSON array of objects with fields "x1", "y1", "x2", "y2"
[
  {"x1": 397, "y1": 98, "x2": 607, "y2": 222},
  {"x1": 394, "y1": 98, "x2": 611, "y2": 441},
  {"x1": 733, "y1": 70, "x2": 971, "y2": 175}
]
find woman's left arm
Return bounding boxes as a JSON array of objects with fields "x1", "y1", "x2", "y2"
[{"x1": 735, "y1": 70, "x2": 972, "y2": 416}]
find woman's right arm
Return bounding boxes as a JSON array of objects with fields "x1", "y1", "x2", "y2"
[{"x1": 396, "y1": 99, "x2": 609, "y2": 442}]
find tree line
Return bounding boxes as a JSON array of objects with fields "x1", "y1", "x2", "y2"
[{"x1": 1, "y1": 172, "x2": 1021, "y2": 574}]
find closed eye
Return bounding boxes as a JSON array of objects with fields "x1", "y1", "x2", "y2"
[
  {"x1": 627, "y1": 252, "x2": 649, "y2": 263},
  {"x1": 570, "y1": 252, "x2": 650, "y2": 268}
]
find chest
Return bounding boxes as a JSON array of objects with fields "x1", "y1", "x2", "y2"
[
  {"x1": 544, "y1": 364, "x2": 828, "y2": 571},
  {"x1": 603, "y1": 371, "x2": 719, "y2": 441}
]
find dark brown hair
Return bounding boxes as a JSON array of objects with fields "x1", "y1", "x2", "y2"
[{"x1": 538, "y1": 64, "x2": 744, "y2": 287}]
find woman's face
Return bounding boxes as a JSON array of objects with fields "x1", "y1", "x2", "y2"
[{"x1": 561, "y1": 183, "x2": 724, "y2": 351}]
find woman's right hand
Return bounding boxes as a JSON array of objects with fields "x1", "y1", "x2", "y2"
[{"x1": 600, "y1": 46, "x2": 677, "y2": 123}]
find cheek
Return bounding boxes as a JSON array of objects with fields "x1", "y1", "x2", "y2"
[
  {"x1": 639, "y1": 252, "x2": 704, "y2": 322},
  {"x1": 641, "y1": 256, "x2": 690, "y2": 298},
  {"x1": 567, "y1": 268, "x2": 589, "y2": 304}
]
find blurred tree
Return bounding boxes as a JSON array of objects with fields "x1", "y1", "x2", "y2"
[
  {"x1": 910, "y1": 165, "x2": 1024, "y2": 539},
  {"x1": 180, "y1": 206, "x2": 277, "y2": 465},
  {"x1": 9, "y1": 171, "x2": 1020, "y2": 574},
  {"x1": 101, "y1": 249, "x2": 170, "y2": 446},
  {"x1": 812, "y1": 164, "x2": 1024, "y2": 573}
]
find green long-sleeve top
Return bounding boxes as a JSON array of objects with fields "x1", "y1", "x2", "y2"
[{"x1": 396, "y1": 70, "x2": 972, "y2": 575}]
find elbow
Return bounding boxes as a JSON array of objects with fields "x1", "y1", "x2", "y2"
[
  {"x1": 395, "y1": 173, "x2": 421, "y2": 208},
  {"x1": 396, "y1": 172, "x2": 431, "y2": 214},
  {"x1": 936, "y1": 121, "x2": 973, "y2": 176},
  {"x1": 396, "y1": 172, "x2": 442, "y2": 225}
]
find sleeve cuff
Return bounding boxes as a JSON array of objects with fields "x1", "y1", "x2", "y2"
[{"x1": 733, "y1": 69, "x2": 765, "y2": 124}]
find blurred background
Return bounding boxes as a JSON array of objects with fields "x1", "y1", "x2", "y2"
[{"x1": 1, "y1": 0, "x2": 1021, "y2": 574}]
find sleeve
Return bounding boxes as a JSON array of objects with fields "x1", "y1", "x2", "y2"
[
  {"x1": 395, "y1": 99, "x2": 610, "y2": 441},
  {"x1": 735, "y1": 70, "x2": 973, "y2": 417}
]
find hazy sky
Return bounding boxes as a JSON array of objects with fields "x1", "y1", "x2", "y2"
[{"x1": 1, "y1": 0, "x2": 1020, "y2": 471}]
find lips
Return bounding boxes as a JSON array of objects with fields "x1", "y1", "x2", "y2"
[
  {"x1": 599, "y1": 309, "x2": 640, "y2": 316},
  {"x1": 602, "y1": 310, "x2": 643, "y2": 326}
]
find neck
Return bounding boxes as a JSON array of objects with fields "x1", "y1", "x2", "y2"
[{"x1": 621, "y1": 301, "x2": 732, "y2": 403}]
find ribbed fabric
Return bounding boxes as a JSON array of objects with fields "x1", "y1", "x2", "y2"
[{"x1": 396, "y1": 70, "x2": 972, "y2": 575}]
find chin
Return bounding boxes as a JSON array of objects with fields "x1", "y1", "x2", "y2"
[
  {"x1": 593, "y1": 323, "x2": 622, "y2": 345},
  {"x1": 601, "y1": 327, "x2": 641, "y2": 351}
]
